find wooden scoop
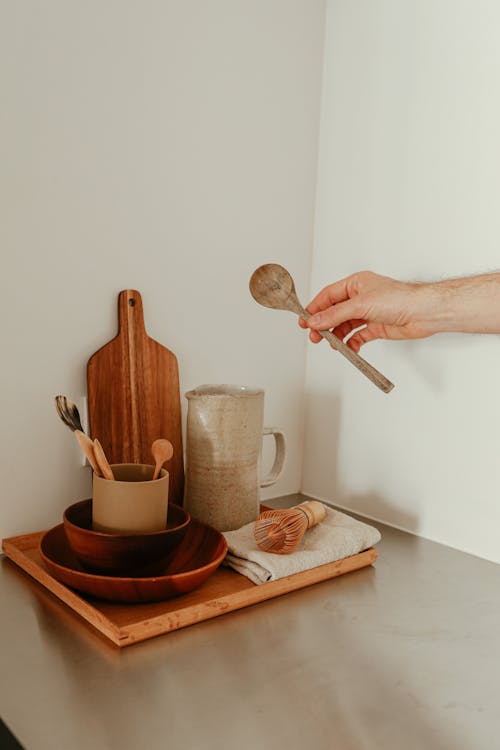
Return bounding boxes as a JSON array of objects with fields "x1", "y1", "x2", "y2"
[
  {"x1": 249, "y1": 264, "x2": 394, "y2": 394},
  {"x1": 151, "y1": 439, "x2": 174, "y2": 481}
]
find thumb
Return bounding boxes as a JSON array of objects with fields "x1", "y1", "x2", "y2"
[{"x1": 307, "y1": 298, "x2": 361, "y2": 331}]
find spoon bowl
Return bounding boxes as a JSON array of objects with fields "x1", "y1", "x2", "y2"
[
  {"x1": 54, "y1": 395, "x2": 102, "y2": 475},
  {"x1": 249, "y1": 264, "x2": 302, "y2": 314},
  {"x1": 151, "y1": 439, "x2": 174, "y2": 481},
  {"x1": 54, "y1": 395, "x2": 85, "y2": 433}
]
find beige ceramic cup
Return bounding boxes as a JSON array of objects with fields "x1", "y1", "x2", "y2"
[{"x1": 92, "y1": 464, "x2": 169, "y2": 533}]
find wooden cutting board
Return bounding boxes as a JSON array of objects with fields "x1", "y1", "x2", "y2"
[{"x1": 87, "y1": 289, "x2": 184, "y2": 505}]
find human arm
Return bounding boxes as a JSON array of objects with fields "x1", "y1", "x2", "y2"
[{"x1": 299, "y1": 271, "x2": 500, "y2": 352}]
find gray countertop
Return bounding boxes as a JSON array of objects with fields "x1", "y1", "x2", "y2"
[{"x1": 1, "y1": 494, "x2": 499, "y2": 750}]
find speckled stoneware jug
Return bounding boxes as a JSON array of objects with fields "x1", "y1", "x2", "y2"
[{"x1": 184, "y1": 385, "x2": 286, "y2": 531}]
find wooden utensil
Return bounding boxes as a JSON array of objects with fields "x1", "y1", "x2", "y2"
[
  {"x1": 74, "y1": 432, "x2": 102, "y2": 476},
  {"x1": 249, "y1": 264, "x2": 394, "y2": 394},
  {"x1": 92, "y1": 439, "x2": 114, "y2": 480},
  {"x1": 54, "y1": 395, "x2": 102, "y2": 475},
  {"x1": 87, "y1": 290, "x2": 184, "y2": 503},
  {"x1": 254, "y1": 501, "x2": 327, "y2": 554},
  {"x1": 151, "y1": 439, "x2": 174, "y2": 481},
  {"x1": 54, "y1": 395, "x2": 85, "y2": 433}
]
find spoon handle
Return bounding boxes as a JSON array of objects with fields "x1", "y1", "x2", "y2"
[
  {"x1": 74, "y1": 431, "x2": 102, "y2": 476},
  {"x1": 93, "y1": 439, "x2": 115, "y2": 480},
  {"x1": 299, "y1": 307, "x2": 394, "y2": 393}
]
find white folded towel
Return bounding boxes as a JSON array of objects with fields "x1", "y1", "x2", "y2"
[{"x1": 223, "y1": 505, "x2": 381, "y2": 585}]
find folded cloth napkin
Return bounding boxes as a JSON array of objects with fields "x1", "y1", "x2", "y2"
[{"x1": 223, "y1": 506, "x2": 381, "y2": 585}]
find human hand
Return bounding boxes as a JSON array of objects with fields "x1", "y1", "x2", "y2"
[{"x1": 299, "y1": 271, "x2": 437, "y2": 352}]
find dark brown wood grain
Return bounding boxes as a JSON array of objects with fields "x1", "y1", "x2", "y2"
[
  {"x1": 63, "y1": 499, "x2": 190, "y2": 575},
  {"x1": 39, "y1": 519, "x2": 227, "y2": 603},
  {"x1": 87, "y1": 290, "x2": 184, "y2": 504}
]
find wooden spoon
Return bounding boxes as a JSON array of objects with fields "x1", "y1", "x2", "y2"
[
  {"x1": 249, "y1": 264, "x2": 394, "y2": 394},
  {"x1": 151, "y1": 439, "x2": 174, "y2": 481},
  {"x1": 54, "y1": 395, "x2": 85, "y2": 432},
  {"x1": 93, "y1": 439, "x2": 115, "y2": 480},
  {"x1": 54, "y1": 395, "x2": 102, "y2": 475}
]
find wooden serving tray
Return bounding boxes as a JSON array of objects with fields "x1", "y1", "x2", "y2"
[{"x1": 2, "y1": 531, "x2": 377, "y2": 648}]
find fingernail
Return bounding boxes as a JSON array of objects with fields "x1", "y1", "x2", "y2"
[{"x1": 309, "y1": 314, "x2": 321, "y2": 327}]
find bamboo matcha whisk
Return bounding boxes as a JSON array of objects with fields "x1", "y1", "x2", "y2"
[{"x1": 254, "y1": 501, "x2": 327, "y2": 554}]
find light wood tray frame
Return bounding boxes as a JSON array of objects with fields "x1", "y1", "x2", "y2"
[{"x1": 2, "y1": 529, "x2": 376, "y2": 648}]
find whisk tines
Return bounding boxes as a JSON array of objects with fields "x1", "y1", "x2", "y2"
[{"x1": 254, "y1": 501, "x2": 326, "y2": 554}]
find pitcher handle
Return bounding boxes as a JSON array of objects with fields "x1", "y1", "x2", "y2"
[{"x1": 260, "y1": 427, "x2": 286, "y2": 488}]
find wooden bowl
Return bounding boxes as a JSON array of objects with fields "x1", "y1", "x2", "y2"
[
  {"x1": 40, "y1": 520, "x2": 228, "y2": 603},
  {"x1": 63, "y1": 499, "x2": 190, "y2": 575}
]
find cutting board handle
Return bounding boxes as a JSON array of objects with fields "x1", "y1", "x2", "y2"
[{"x1": 118, "y1": 290, "x2": 146, "y2": 336}]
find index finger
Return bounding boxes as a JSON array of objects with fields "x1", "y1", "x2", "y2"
[{"x1": 306, "y1": 278, "x2": 351, "y2": 315}]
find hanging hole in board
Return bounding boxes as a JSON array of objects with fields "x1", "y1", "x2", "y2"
[{"x1": 129, "y1": 298, "x2": 136, "y2": 307}]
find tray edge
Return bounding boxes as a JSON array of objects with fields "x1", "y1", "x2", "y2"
[
  {"x1": 117, "y1": 547, "x2": 377, "y2": 645},
  {"x1": 2, "y1": 534, "x2": 125, "y2": 646},
  {"x1": 2, "y1": 532, "x2": 377, "y2": 648}
]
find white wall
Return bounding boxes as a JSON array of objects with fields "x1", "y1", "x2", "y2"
[
  {"x1": 8, "y1": 0, "x2": 495, "y2": 566},
  {"x1": 303, "y1": 0, "x2": 500, "y2": 562},
  {"x1": 0, "y1": 1, "x2": 325, "y2": 538}
]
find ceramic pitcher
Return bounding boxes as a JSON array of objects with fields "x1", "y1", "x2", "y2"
[{"x1": 184, "y1": 385, "x2": 286, "y2": 531}]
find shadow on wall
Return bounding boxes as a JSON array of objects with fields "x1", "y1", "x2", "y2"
[
  {"x1": 401, "y1": 338, "x2": 447, "y2": 392},
  {"x1": 401, "y1": 333, "x2": 490, "y2": 394},
  {"x1": 302, "y1": 387, "x2": 419, "y2": 535},
  {"x1": 301, "y1": 387, "x2": 342, "y2": 499},
  {"x1": 340, "y1": 491, "x2": 420, "y2": 536}
]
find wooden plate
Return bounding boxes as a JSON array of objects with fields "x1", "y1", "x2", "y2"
[{"x1": 39, "y1": 520, "x2": 227, "y2": 603}]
